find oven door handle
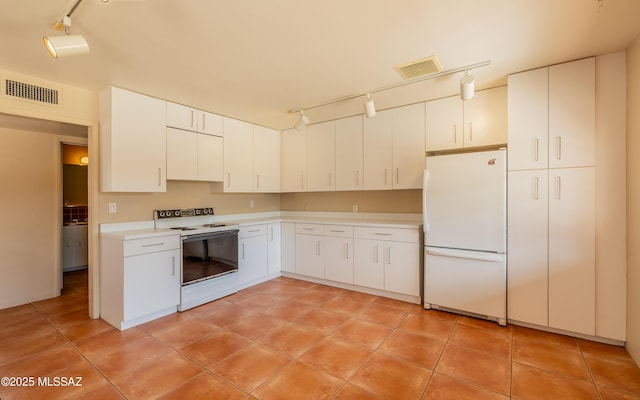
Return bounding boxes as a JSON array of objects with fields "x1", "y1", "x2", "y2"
[{"x1": 181, "y1": 229, "x2": 239, "y2": 242}]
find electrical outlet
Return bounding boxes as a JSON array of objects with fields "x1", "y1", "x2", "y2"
[
  {"x1": 249, "y1": 200, "x2": 255, "y2": 208},
  {"x1": 108, "y1": 202, "x2": 117, "y2": 214},
  {"x1": 353, "y1": 205, "x2": 358, "y2": 213}
]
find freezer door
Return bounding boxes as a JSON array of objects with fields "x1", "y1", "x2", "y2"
[
  {"x1": 424, "y1": 247, "x2": 506, "y2": 322},
  {"x1": 424, "y1": 149, "x2": 506, "y2": 253}
]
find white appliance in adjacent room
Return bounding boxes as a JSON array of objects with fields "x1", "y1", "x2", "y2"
[{"x1": 423, "y1": 149, "x2": 507, "y2": 325}]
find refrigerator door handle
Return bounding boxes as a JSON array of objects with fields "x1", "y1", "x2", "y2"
[
  {"x1": 423, "y1": 169, "x2": 430, "y2": 233},
  {"x1": 426, "y1": 247, "x2": 505, "y2": 263}
]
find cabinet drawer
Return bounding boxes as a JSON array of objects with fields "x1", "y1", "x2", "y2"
[
  {"x1": 124, "y1": 235, "x2": 180, "y2": 257},
  {"x1": 296, "y1": 223, "x2": 325, "y2": 235},
  {"x1": 354, "y1": 226, "x2": 419, "y2": 243},
  {"x1": 239, "y1": 225, "x2": 267, "y2": 238},
  {"x1": 324, "y1": 225, "x2": 353, "y2": 238}
]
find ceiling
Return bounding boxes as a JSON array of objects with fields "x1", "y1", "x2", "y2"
[{"x1": 2, "y1": 0, "x2": 640, "y2": 130}]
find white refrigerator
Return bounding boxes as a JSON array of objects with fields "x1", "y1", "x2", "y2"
[{"x1": 423, "y1": 149, "x2": 507, "y2": 325}]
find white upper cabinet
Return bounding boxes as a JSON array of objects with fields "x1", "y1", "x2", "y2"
[
  {"x1": 166, "y1": 127, "x2": 198, "y2": 181},
  {"x1": 197, "y1": 133, "x2": 223, "y2": 181},
  {"x1": 508, "y1": 58, "x2": 595, "y2": 170},
  {"x1": 426, "y1": 87, "x2": 507, "y2": 152},
  {"x1": 363, "y1": 109, "x2": 393, "y2": 190},
  {"x1": 253, "y1": 125, "x2": 281, "y2": 192},
  {"x1": 100, "y1": 86, "x2": 167, "y2": 192},
  {"x1": 335, "y1": 115, "x2": 364, "y2": 191},
  {"x1": 307, "y1": 121, "x2": 336, "y2": 192},
  {"x1": 392, "y1": 102, "x2": 425, "y2": 189},
  {"x1": 508, "y1": 68, "x2": 549, "y2": 171},
  {"x1": 281, "y1": 128, "x2": 308, "y2": 192},
  {"x1": 223, "y1": 117, "x2": 253, "y2": 192},
  {"x1": 197, "y1": 110, "x2": 224, "y2": 137},
  {"x1": 548, "y1": 57, "x2": 595, "y2": 169},
  {"x1": 166, "y1": 102, "x2": 223, "y2": 136}
]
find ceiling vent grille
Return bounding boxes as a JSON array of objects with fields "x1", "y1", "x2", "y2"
[
  {"x1": 5, "y1": 79, "x2": 59, "y2": 105},
  {"x1": 394, "y1": 55, "x2": 443, "y2": 80}
]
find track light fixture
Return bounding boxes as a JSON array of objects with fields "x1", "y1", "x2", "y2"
[
  {"x1": 288, "y1": 60, "x2": 490, "y2": 116},
  {"x1": 363, "y1": 93, "x2": 376, "y2": 118},
  {"x1": 44, "y1": 0, "x2": 89, "y2": 58},
  {"x1": 460, "y1": 70, "x2": 475, "y2": 101},
  {"x1": 294, "y1": 110, "x2": 310, "y2": 131}
]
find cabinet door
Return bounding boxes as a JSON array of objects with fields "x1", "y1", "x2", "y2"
[
  {"x1": 353, "y1": 239, "x2": 384, "y2": 290},
  {"x1": 62, "y1": 229, "x2": 74, "y2": 271},
  {"x1": 507, "y1": 169, "x2": 549, "y2": 326},
  {"x1": 307, "y1": 121, "x2": 336, "y2": 191},
  {"x1": 324, "y1": 236, "x2": 353, "y2": 284},
  {"x1": 383, "y1": 241, "x2": 420, "y2": 296},
  {"x1": 425, "y1": 96, "x2": 462, "y2": 152},
  {"x1": 335, "y1": 115, "x2": 363, "y2": 191},
  {"x1": 197, "y1": 133, "x2": 223, "y2": 181},
  {"x1": 223, "y1": 118, "x2": 253, "y2": 192},
  {"x1": 393, "y1": 103, "x2": 425, "y2": 189},
  {"x1": 124, "y1": 249, "x2": 180, "y2": 321},
  {"x1": 281, "y1": 223, "x2": 296, "y2": 273},
  {"x1": 239, "y1": 235, "x2": 268, "y2": 285},
  {"x1": 463, "y1": 87, "x2": 507, "y2": 148},
  {"x1": 548, "y1": 167, "x2": 595, "y2": 335},
  {"x1": 363, "y1": 109, "x2": 393, "y2": 190},
  {"x1": 166, "y1": 127, "x2": 198, "y2": 181},
  {"x1": 267, "y1": 223, "x2": 282, "y2": 275},
  {"x1": 100, "y1": 86, "x2": 167, "y2": 192},
  {"x1": 166, "y1": 102, "x2": 197, "y2": 131},
  {"x1": 295, "y1": 234, "x2": 324, "y2": 279},
  {"x1": 253, "y1": 126, "x2": 281, "y2": 192},
  {"x1": 548, "y1": 58, "x2": 595, "y2": 169},
  {"x1": 197, "y1": 110, "x2": 224, "y2": 136},
  {"x1": 281, "y1": 128, "x2": 307, "y2": 192}
]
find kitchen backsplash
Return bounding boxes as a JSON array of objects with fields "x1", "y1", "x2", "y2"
[{"x1": 64, "y1": 205, "x2": 88, "y2": 224}]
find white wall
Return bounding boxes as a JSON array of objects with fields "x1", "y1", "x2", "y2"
[{"x1": 626, "y1": 34, "x2": 640, "y2": 363}]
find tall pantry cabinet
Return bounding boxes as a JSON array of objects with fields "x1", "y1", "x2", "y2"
[{"x1": 507, "y1": 57, "x2": 596, "y2": 335}]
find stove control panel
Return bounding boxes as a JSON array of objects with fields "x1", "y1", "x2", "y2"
[{"x1": 154, "y1": 207, "x2": 214, "y2": 219}]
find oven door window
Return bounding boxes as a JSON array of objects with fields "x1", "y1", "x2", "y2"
[{"x1": 182, "y1": 230, "x2": 238, "y2": 285}]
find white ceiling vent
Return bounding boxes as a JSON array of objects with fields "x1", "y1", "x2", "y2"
[
  {"x1": 4, "y1": 79, "x2": 60, "y2": 106},
  {"x1": 394, "y1": 55, "x2": 443, "y2": 80}
]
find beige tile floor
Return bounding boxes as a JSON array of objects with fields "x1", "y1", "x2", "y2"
[{"x1": 0, "y1": 270, "x2": 639, "y2": 399}]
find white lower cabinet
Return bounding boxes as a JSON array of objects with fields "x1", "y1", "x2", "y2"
[
  {"x1": 238, "y1": 225, "x2": 268, "y2": 287},
  {"x1": 324, "y1": 226, "x2": 354, "y2": 284},
  {"x1": 295, "y1": 224, "x2": 325, "y2": 279},
  {"x1": 63, "y1": 224, "x2": 88, "y2": 272},
  {"x1": 383, "y1": 241, "x2": 421, "y2": 296},
  {"x1": 281, "y1": 223, "x2": 296, "y2": 273},
  {"x1": 267, "y1": 223, "x2": 282, "y2": 275},
  {"x1": 100, "y1": 234, "x2": 181, "y2": 330},
  {"x1": 353, "y1": 239, "x2": 385, "y2": 290}
]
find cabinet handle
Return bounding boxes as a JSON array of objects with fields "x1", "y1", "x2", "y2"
[
  {"x1": 534, "y1": 177, "x2": 539, "y2": 200},
  {"x1": 453, "y1": 124, "x2": 457, "y2": 143},
  {"x1": 302, "y1": 227, "x2": 315, "y2": 231},
  {"x1": 534, "y1": 138, "x2": 540, "y2": 162},
  {"x1": 301, "y1": 174, "x2": 304, "y2": 188},
  {"x1": 248, "y1": 229, "x2": 261, "y2": 233},
  {"x1": 256, "y1": 174, "x2": 260, "y2": 189},
  {"x1": 355, "y1": 170, "x2": 360, "y2": 186},
  {"x1": 328, "y1": 172, "x2": 332, "y2": 187},
  {"x1": 172, "y1": 256, "x2": 176, "y2": 276},
  {"x1": 469, "y1": 122, "x2": 473, "y2": 142},
  {"x1": 396, "y1": 168, "x2": 399, "y2": 185},
  {"x1": 242, "y1": 243, "x2": 245, "y2": 259},
  {"x1": 556, "y1": 176, "x2": 561, "y2": 200},
  {"x1": 158, "y1": 168, "x2": 162, "y2": 187},
  {"x1": 270, "y1": 227, "x2": 274, "y2": 242},
  {"x1": 374, "y1": 232, "x2": 392, "y2": 236},
  {"x1": 316, "y1": 240, "x2": 320, "y2": 256},
  {"x1": 201, "y1": 113, "x2": 205, "y2": 130},
  {"x1": 329, "y1": 229, "x2": 345, "y2": 233},
  {"x1": 384, "y1": 168, "x2": 388, "y2": 185},
  {"x1": 386, "y1": 247, "x2": 391, "y2": 264},
  {"x1": 142, "y1": 242, "x2": 165, "y2": 247},
  {"x1": 374, "y1": 245, "x2": 379, "y2": 263},
  {"x1": 344, "y1": 243, "x2": 349, "y2": 259},
  {"x1": 190, "y1": 110, "x2": 194, "y2": 128},
  {"x1": 227, "y1": 172, "x2": 231, "y2": 188},
  {"x1": 556, "y1": 137, "x2": 562, "y2": 160}
]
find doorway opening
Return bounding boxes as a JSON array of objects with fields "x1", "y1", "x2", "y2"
[{"x1": 61, "y1": 143, "x2": 89, "y2": 295}]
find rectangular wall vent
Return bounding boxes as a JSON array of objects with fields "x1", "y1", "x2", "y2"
[
  {"x1": 394, "y1": 55, "x2": 443, "y2": 80},
  {"x1": 5, "y1": 79, "x2": 59, "y2": 105}
]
